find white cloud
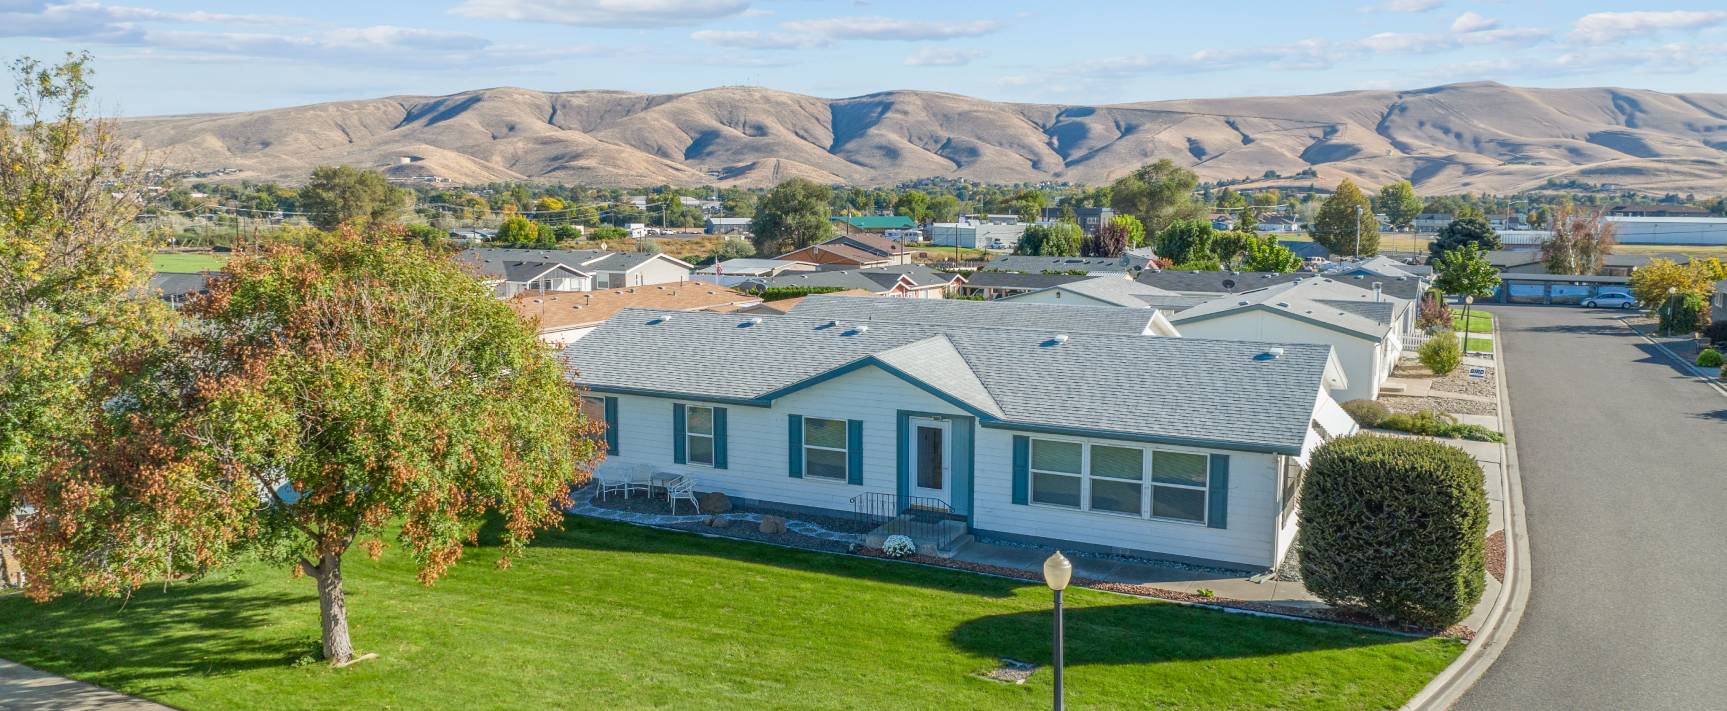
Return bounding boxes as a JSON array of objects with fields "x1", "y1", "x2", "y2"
[
  {"x1": 689, "y1": 29, "x2": 827, "y2": 50},
  {"x1": 0, "y1": 1, "x2": 298, "y2": 41},
  {"x1": 780, "y1": 16, "x2": 1001, "y2": 41},
  {"x1": 1358, "y1": 0, "x2": 1442, "y2": 14},
  {"x1": 450, "y1": 0, "x2": 751, "y2": 28},
  {"x1": 1450, "y1": 11, "x2": 1498, "y2": 34},
  {"x1": 904, "y1": 47, "x2": 983, "y2": 66},
  {"x1": 1570, "y1": 11, "x2": 1727, "y2": 45}
]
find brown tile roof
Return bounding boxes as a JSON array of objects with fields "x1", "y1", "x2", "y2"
[
  {"x1": 510, "y1": 285, "x2": 762, "y2": 333},
  {"x1": 778, "y1": 243, "x2": 892, "y2": 266}
]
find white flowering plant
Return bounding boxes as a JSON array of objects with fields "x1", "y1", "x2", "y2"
[{"x1": 882, "y1": 535, "x2": 916, "y2": 558}]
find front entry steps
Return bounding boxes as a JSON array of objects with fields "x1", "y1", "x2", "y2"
[{"x1": 864, "y1": 517, "x2": 970, "y2": 558}]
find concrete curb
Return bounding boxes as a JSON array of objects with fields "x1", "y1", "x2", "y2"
[
  {"x1": 1404, "y1": 311, "x2": 1532, "y2": 710},
  {"x1": 1619, "y1": 317, "x2": 1727, "y2": 399}
]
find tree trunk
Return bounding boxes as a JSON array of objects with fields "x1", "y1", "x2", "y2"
[{"x1": 312, "y1": 553, "x2": 355, "y2": 665}]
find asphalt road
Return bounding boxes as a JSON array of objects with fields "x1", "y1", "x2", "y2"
[{"x1": 1457, "y1": 306, "x2": 1727, "y2": 710}]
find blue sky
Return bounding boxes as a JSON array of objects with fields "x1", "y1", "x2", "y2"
[{"x1": 5, "y1": 0, "x2": 1727, "y2": 115}]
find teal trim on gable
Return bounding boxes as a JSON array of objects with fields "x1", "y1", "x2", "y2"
[
  {"x1": 1208, "y1": 454, "x2": 1230, "y2": 529},
  {"x1": 583, "y1": 384, "x2": 768, "y2": 408},
  {"x1": 787, "y1": 414, "x2": 803, "y2": 478},
  {"x1": 672, "y1": 403, "x2": 687, "y2": 464},
  {"x1": 757, "y1": 357, "x2": 996, "y2": 421}
]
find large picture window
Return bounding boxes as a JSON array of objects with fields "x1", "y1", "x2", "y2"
[
  {"x1": 802, "y1": 417, "x2": 849, "y2": 480},
  {"x1": 1027, "y1": 438, "x2": 1209, "y2": 524},
  {"x1": 685, "y1": 405, "x2": 715, "y2": 466}
]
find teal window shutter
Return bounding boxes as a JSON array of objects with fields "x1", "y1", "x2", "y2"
[
  {"x1": 1011, "y1": 435, "x2": 1029, "y2": 505},
  {"x1": 846, "y1": 420, "x2": 864, "y2": 485},
  {"x1": 672, "y1": 403, "x2": 687, "y2": 465},
  {"x1": 713, "y1": 407, "x2": 728, "y2": 470},
  {"x1": 602, "y1": 396, "x2": 619, "y2": 455},
  {"x1": 1208, "y1": 454, "x2": 1230, "y2": 529},
  {"x1": 786, "y1": 414, "x2": 803, "y2": 478}
]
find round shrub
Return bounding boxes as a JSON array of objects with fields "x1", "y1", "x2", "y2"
[
  {"x1": 1298, "y1": 434, "x2": 1488, "y2": 628},
  {"x1": 1698, "y1": 348, "x2": 1724, "y2": 369},
  {"x1": 1340, "y1": 399, "x2": 1390, "y2": 428},
  {"x1": 1418, "y1": 332, "x2": 1463, "y2": 376},
  {"x1": 881, "y1": 535, "x2": 916, "y2": 558}
]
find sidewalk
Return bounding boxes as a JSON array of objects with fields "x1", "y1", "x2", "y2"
[{"x1": 0, "y1": 659, "x2": 170, "y2": 711}]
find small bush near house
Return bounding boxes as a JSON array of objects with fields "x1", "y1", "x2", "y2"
[
  {"x1": 1377, "y1": 411, "x2": 1506, "y2": 443},
  {"x1": 1704, "y1": 321, "x2": 1727, "y2": 346},
  {"x1": 1698, "y1": 348, "x2": 1724, "y2": 369},
  {"x1": 1341, "y1": 399, "x2": 1390, "y2": 428},
  {"x1": 1299, "y1": 434, "x2": 1489, "y2": 628},
  {"x1": 881, "y1": 535, "x2": 917, "y2": 558},
  {"x1": 1417, "y1": 291, "x2": 1452, "y2": 333},
  {"x1": 1419, "y1": 332, "x2": 1463, "y2": 375}
]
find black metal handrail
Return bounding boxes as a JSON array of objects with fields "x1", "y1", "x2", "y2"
[{"x1": 850, "y1": 492, "x2": 953, "y2": 544}]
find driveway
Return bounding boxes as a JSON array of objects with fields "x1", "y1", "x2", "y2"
[
  {"x1": 1457, "y1": 306, "x2": 1727, "y2": 710},
  {"x1": 0, "y1": 659, "x2": 170, "y2": 711}
]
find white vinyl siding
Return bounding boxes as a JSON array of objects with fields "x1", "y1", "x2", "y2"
[
  {"x1": 1027, "y1": 438, "x2": 1209, "y2": 525},
  {"x1": 1175, "y1": 310, "x2": 1387, "y2": 402},
  {"x1": 802, "y1": 417, "x2": 849, "y2": 481}
]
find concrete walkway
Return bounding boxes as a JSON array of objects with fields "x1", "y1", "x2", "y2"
[
  {"x1": 946, "y1": 539, "x2": 1326, "y2": 609},
  {"x1": 0, "y1": 659, "x2": 170, "y2": 711}
]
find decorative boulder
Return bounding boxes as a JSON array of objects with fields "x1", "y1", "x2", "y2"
[
  {"x1": 704, "y1": 515, "x2": 730, "y2": 528},
  {"x1": 758, "y1": 515, "x2": 787, "y2": 534},
  {"x1": 698, "y1": 491, "x2": 733, "y2": 514}
]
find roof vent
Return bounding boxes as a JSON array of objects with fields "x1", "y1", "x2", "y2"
[
  {"x1": 1237, "y1": 300, "x2": 1249, "y2": 306},
  {"x1": 651, "y1": 315, "x2": 673, "y2": 324},
  {"x1": 1268, "y1": 347, "x2": 1285, "y2": 360},
  {"x1": 1276, "y1": 301, "x2": 1290, "y2": 308},
  {"x1": 742, "y1": 316, "x2": 763, "y2": 327},
  {"x1": 1043, "y1": 334, "x2": 1070, "y2": 347}
]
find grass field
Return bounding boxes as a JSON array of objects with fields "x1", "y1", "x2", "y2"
[
  {"x1": 1464, "y1": 336, "x2": 1494, "y2": 353},
  {"x1": 1453, "y1": 311, "x2": 1494, "y2": 333},
  {"x1": 0, "y1": 517, "x2": 1461, "y2": 710},
  {"x1": 150, "y1": 252, "x2": 227, "y2": 272}
]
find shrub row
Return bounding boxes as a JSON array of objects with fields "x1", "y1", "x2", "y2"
[{"x1": 1341, "y1": 402, "x2": 1504, "y2": 443}]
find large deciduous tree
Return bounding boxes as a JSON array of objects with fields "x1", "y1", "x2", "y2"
[
  {"x1": 750, "y1": 178, "x2": 834, "y2": 256},
  {"x1": 1109, "y1": 160, "x2": 1205, "y2": 234},
  {"x1": 1309, "y1": 180, "x2": 1379, "y2": 257},
  {"x1": 1431, "y1": 244, "x2": 1501, "y2": 302},
  {"x1": 1154, "y1": 219, "x2": 1218, "y2": 266},
  {"x1": 0, "y1": 54, "x2": 174, "y2": 518},
  {"x1": 1240, "y1": 236, "x2": 1303, "y2": 272},
  {"x1": 17, "y1": 233, "x2": 602, "y2": 665},
  {"x1": 1429, "y1": 215, "x2": 1500, "y2": 257},
  {"x1": 1540, "y1": 206, "x2": 1615, "y2": 275},
  {"x1": 1015, "y1": 223, "x2": 1082, "y2": 257},
  {"x1": 1376, "y1": 180, "x2": 1422, "y2": 231},
  {"x1": 298, "y1": 165, "x2": 411, "y2": 230}
]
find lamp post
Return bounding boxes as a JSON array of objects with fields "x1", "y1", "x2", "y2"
[
  {"x1": 1043, "y1": 551, "x2": 1073, "y2": 711},
  {"x1": 1461, "y1": 295, "x2": 1474, "y2": 355}
]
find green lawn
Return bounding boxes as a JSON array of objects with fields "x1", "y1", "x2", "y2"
[
  {"x1": 1452, "y1": 310, "x2": 1494, "y2": 333},
  {"x1": 1463, "y1": 336, "x2": 1494, "y2": 353},
  {"x1": 151, "y1": 252, "x2": 227, "y2": 272},
  {"x1": 0, "y1": 517, "x2": 1461, "y2": 710}
]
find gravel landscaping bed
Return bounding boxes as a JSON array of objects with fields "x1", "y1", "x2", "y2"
[
  {"x1": 1381, "y1": 395, "x2": 1499, "y2": 417},
  {"x1": 1486, "y1": 530, "x2": 1506, "y2": 583},
  {"x1": 657, "y1": 518, "x2": 856, "y2": 554},
  {"x1": 1430, "y1": 366, "x2": 1497, "y2": 398}
]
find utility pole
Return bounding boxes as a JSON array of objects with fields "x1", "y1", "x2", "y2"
[{"x1": 1354, "y1": 204, "x2": 1363, "y2": 258}]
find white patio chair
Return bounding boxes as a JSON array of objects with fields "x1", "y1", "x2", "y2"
[
  {"x1": 626, "y1": 463, "x2": 656, "y2": 498},
  {"x1": 593, "y1": 461, "x2": 632, "y2": 501},
  {"x1": 665, "y1": 476, "x2": 699, "y2": 515}
]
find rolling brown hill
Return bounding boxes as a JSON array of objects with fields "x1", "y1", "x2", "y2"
[{"x1": 119, "y1": 82, "x2": 1727, "y2": 193}]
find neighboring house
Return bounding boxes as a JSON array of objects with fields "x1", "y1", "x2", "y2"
[
  {"x1": 1607, "y1": 204, "x2": 1712, "y2": 218},
  {"x1": 985, "y1": 254, "x2": 1154, "y2": 274},
  {"x1": 1485, "y1": 250, "x2": 1546, "y2": 275},
  {"x1": 824, "y1": 233, "x2": 911, "y2": 265},
  {"x1": 704, "y1": 217, "x2": 752, "y2": 235},
  {"x1": 1491, "y1": 273, "x2": 1633, "y2": 305},
  {"x1": 785, "y1": 294, "x2": 1181, "y2": 337},
  {"x1": 1600, "y1": 253, "x2": 1690, "y2": 277},
  {"x1": 1004, "y1": 275, "x2": 1203, "y2": 313},
  {"x1": 1259, "y1": 215, "x2": 1302, "y2": 233},
  {"x1": 1280, "y1": 241, "x2": 1330, "y2": 260},
  {"x1": 458, "y1": 253, "x2": 594, "y2": 298},
  {"x1": 692, "y1": 259, "x2": 818, "y2": 287},
  {"x1": 1413, "y1": 213, "x2": 1453, "y2": 232},
  {"x1": 777, "y1": 241, "x2": 902, "y2": 269},
  {"x1": 1135, "y1": 270, "x2": 1308, "y2": 297},
  {"x1": 146, "y1": 272, "x2": 212, "y2": 306},
  {"x1": 449, "y1": 227, "x2": 498, "y2": 242},
  {"x1": 561, "y1": 308, "x2": 1352, "y2": 571},
  {"x1": 1606, "y1": 217, "x2": 1727, "y2": 246},
  {"x1": 831, "y1": 215, "x2": 917, "y2": 234},
  {"x1": 744, "y1": 264, "x2": 961, "y2": 299},
  {"x1": 1037, "y1": 207, "x2": 1115, "y2": 235},
  {"x1": 954, "y1": 271, "x2": 1090, "y2": 300},
  {"x1": 882, "y1": 228, "x2": 924, "y2": 243},
  {"x1": 1713, "y1": 280, "x2": 1727, "y2": 325},
  {"x1": 1171, "y1": 278, "x2": 1411, "y2": 403},
  {"x1": 508, "y1": 284, "x2": 761, "y2": 347},
  {"x1": 928, "y1": 219, "x2": 1027, "y2": 250},
  {"x1": 1325, "y1": 255, "x2": 1425, "y2": 282},
  {"x1": 462, "y1": 248, "x2": 695, "y2": 291}
]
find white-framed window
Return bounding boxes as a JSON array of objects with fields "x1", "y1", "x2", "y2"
[
  {"x1": 685, "y1": 405, "x2": 715, "y2": 466},
  {"x1": 1027, "y1": 437, "x2": 1210, "y2": 525},
  {"x1": 802, "y1": 417, "x2": 849, "y2": 481}
]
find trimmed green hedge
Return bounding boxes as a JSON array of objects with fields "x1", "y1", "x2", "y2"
[
  {"x1": 750, "y1": 286, "x2": 846, "y2": 302},
  {"x1": 1298, "y1": 434, "x2": 1489, "y2": 628},
  {"x1": 1341, "y1": 399, "x2": 1390, "y2": 428}
]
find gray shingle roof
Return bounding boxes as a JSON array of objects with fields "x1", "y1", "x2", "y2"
[
  {"x1": 562, "y1": 309, "x2": 1333, "y2": 453},
  {"x1": 1013, "y1": 276, "x2": 1179, "y2": 308},
  {"x1": 462, "y1": 248, "x2": 690, "y2": 274},
  {"x1": 786, "y1": 294, "x2": 1160, "y2": 335},
  {"x1": 984, "y1": 255, "x2": 1146, "y2": 273},
  {"x1": 961, "y1": 271, "x2": 1090, "y2": 290},
  {"x1": 1171, "y1": 278, "x2": 1409, "y2": 340},
  {"x1": 1135, "y1": 270, "x2": 1308, "y2": 294},
  {"x1": 757, "y1": 264, "x2": 956, "y2": 291}
]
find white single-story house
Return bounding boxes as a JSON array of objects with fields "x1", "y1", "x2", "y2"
[
  {"x1": 785, "y1": 294, "x2": 1182, "y2": 337},
  {"x1": 462, "y1": 248, "x2": 695, "y2": 290},
  {"x1": 692, "y1": 258, "x2": 819, "y2": 287},
  {"x1": 462, "y1": 256, "x2": 594, "y2": 298},
  {"x1": 1171, "y1": 278, "x2": 1410, "y2": 403},
  {"x1": 563, "y1": 308, "x2": 1354, "y2": 571},
  {"x1": 1003, "y1": 275, "x2": 1207, "y2": 313},
  {"x1": 705, "y1": 217, "x2": 752, "y2": 235},
  {"x1": 742, "y1": 264, "x2": 960, "y2": 299}
]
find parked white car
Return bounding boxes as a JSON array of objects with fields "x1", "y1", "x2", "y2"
[{"x1": 1582, "y1": 292, "x2": 1637, "y2": 309}]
